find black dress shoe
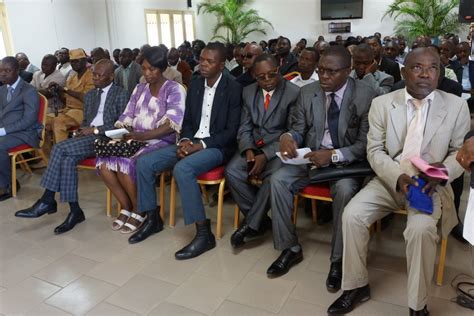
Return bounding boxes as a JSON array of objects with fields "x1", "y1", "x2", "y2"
[
  {"x1": 128, "y1": 209, "x2": 163, "y2": 244},
  {"x1": 0, "y1": 181, "x2": 20, "y2": 202},
  {"x1": 230, "y1": 223, "x2": 263, "y2": 249},
  {"x1": 267, "y1": 248, "x2": 303, "y2": 278},
  {"x1": 54, "y1": 211, "x2": 85, "y2": 234},
  {"x1": 326, "y1": 261, "x2": 342, "y2": 293},
  {"x1": 327, "y1": 284, "x2": 370, "y2": 315},
  {"x1": 451, "y1": 223, "x2": 468, "y2": 244},
  {"x1": 409, "y1": 305, "x2": 429, "y2": 316},
  {"x1": 175, "y1": 219, "x2": 216, "y2": 260},
  {"x1": 15, "y1": 199, "x2": 57, "y2": 218}
]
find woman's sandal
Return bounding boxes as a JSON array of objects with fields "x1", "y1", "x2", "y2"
[
  {"x1": 112, "y1": 209, "x2": 132, "y2": 231},
  {"x1": 120, "y1": 212, "x2": 146, "y2": 234}
]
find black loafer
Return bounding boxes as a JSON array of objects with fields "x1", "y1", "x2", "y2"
[
  {"x1": 326, "y1": 261, "x2": 342, "y2": 293},
  {"x1": 409, "y1": 305, "x2": 429, "y2": 316},
  {"x1": 15, "y1": 199, "x2": 57, "y2": 218},
  {"x1": 267, "y1": 248, "x2": 303, "y2": 278},
  {"x1": 327, "y1": 284, "x2": 370, "y2": 315},
  {"x1": 54, "y1": 211, "x2": 85, "y2": 234},
  {"x1": 230, "y1": 223, "x2": 263, "y2": 249},
  {"x1": 0, "y1": 181, "x2": 20, "y2": 202}
]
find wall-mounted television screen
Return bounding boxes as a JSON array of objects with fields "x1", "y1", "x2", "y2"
[{"x1": 321, "y1": 0, "x2": 363, "y2": 20}]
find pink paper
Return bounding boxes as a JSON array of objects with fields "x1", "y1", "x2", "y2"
[{"x1": 410, "y1": 156, "x2": 449, "y2": 180}]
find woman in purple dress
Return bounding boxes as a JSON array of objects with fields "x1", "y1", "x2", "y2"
[{"x1": 97, "y1": 46, "x2": 185, "y2": 233}]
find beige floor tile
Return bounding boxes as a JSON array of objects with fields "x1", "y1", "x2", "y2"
[
  {"x1": 105, "y1": 274, "x2": 176, "y2": 314},
  {"x1": 0, "y1": 253, "x2": 51, "y2": 288},
  {"x1": 85, "y1": 252, "x2": 151, "y2": 286},
  {"x1": 227, "y1": 272, "x2": 296, "y2": 313},
  {"x1": 368, "y1": 268, "x2": 408, "y2": 307},
  {"x1": 289, "y1": 269, "x2": 339, "y2": 308},
  {"x1": 430, "y1": 267, "x2": 470, "y2": 300},
  {"x1": 427, "y1": 296, "x2": 473, "y2": 315},
  {"x1": 140, "y1": 250, "x2": 212, "y2": 285},
  {"x1": 85, "y1": 302, "x2": 138, "y2": 316},
  {"x1": 71, "y1": 231, "x2": 126, "y2": 262},
  {"x1": 26, "y1": 303, "x2": 72, "y2": 316},
  {"x1": 0, "y1": 277, "x2": 60, "y2": 314},
  {"x1": 306, "y1": 243, "x2": 332, "y2": 274},
  {"x1": 20, "y1": 235, "x2": 81, "y2": 264},
  {"x1": 166, "y1": 275, "x2": 235, "y2": 314},
  {"x1": 196, "y1": 248, "x2": 258, "y2": 284},
  {"x1": 45, "y1": 276, "x2": 118, "y2": 315},
  {"x1": 215, "y1": 300, "x2": 276, "y2": 316},
  {"x1": 278, "y1": 298, "x2": 327, "y2": 316},
  {"x1": 349, "y1": 299, "x2": 407, "y2": 316},
  {"x1": 34, "y1": 253, "x2": 99, "y2": 287},
  {"x1": 118, "y1": 228, "x2": 178, "y2": 261},
  {"x1": 0, "y1": 235, "x2": 34, "y2": 263},
  {"x1": 148, "y1": 301, "x2": 205, "y2": 316}
]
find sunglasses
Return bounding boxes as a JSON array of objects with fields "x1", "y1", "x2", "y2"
[{"x1": 241, "y1": 54, "x2": 255, "y2": 59}]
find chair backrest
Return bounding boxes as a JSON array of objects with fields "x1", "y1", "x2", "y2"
[{"x1": 38, "y1": 93, "x2": 48, "y2": 147}]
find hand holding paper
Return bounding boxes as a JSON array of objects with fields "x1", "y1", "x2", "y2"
[
  {"x1": 104, "y1": 128, "x2": 129, "y2": 139},
  {"x1": 277, "y1": 147, "x2": 312, "y2": 165}
]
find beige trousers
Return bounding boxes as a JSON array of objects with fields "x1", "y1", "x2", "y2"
[
  {"x1": 46, "y1": 109, "x2": 83, "y2": 143},
  {"x1": 341, "y1": 177, "x2": 441, "y2": 310}
]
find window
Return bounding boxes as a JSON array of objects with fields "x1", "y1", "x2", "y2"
[
  {"x1": 145, "y1": 10, "x2": 195, "y2": 48},
  {"x1": 0, "y1": 4, "x2": 13, "y2": 58}
]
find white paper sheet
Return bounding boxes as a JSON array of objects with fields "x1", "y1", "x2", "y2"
[
  {"x1": 276, "y1": 147, "x2": 312, "y2": 165},
  {"x1": 105, "y1": 128, "x2": 129, "y2": 139},
  {"x1": 463, "y1": 188, "x2": 474, "y2": 245}
]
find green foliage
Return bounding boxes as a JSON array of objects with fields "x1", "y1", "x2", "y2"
[
  {"x1": 383, "y1": 0, "x2": 466, "y2": 41},
  {"x1": 197, "y1": 0, "x2": 273, "y2": 44}
]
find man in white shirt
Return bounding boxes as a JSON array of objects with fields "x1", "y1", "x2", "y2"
[
  {"x1": 56, "y1": 48, "x2": 73, "y2": 79},
  {"x1": 289, "y1": 47, "x2": 319, "y2": 87},
  {"x1": 15, "y1": 52, "x2": 39, "y2": 74}
]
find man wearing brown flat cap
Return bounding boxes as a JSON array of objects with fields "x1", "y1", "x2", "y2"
[{"x1": 45, "y1": 48, "x2": 94, "y2": 151}]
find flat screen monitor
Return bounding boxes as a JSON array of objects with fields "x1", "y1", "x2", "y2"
[{"x1": 321, "y1": 0, "x2": 363, "y2": 20}]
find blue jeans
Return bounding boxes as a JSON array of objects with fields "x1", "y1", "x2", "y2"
[{"x1": 136, "y1": 144, "x2": 224, "y2": 225}]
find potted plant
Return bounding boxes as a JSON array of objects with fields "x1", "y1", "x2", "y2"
[{"x1": 197, "y1": 0, "x2": 273, "y2": 44}]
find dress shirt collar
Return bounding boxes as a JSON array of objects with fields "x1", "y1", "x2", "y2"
[
  {"x1": 204, "y1": 73, "x2": 223, "y2": 90},
  {"x1": 404, "y1": 88, "x2": 435, "y2": 108},
  {"x1": 325, "y1": 80, "x2": 348, "y2": 105},
  {"x1": 295, "y1": 71, "x2": 319, "y2": 82},
  {"x1": 8, "y1": 76, "x2": 21, "y2": 90},
  {"x1": 262, "y1": 88, "x2": 275, "y2": 98},
  {"x1": 100, "y1": 82, "x2": 113, "y2": 95}
]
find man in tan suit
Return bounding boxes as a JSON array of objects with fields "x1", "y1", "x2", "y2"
[{"x1": 327, "y1": 48, "x2": 470, "y2": 315}]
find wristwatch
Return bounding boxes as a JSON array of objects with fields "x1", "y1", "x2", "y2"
[
  {"x1": 63, "y1": 87, "x2": 69, "y2": 92},
  {"x1": 93, "y1": 128, "x2": 99, "y2": 135},
  {"x1": 331, "y1": 150, "x2": 340, "y2": 164}
]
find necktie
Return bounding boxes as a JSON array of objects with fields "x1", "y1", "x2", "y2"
[
  {"x1": 264, "y1": 93, "x2": 271, "y2": 111},
  {"x1": 6, "y1": 86, "x2": 14, "y2": 102},
  {"x1": 400, "y1": 99, "x2": 424, "y2": 176},
  {"x1": 327, "y1": 93, "x2": 340, "y2": 149}
]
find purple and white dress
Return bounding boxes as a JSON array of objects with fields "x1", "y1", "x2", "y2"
[{"x1": 96, "y1": 80, "x2": 186, "y2": 180}]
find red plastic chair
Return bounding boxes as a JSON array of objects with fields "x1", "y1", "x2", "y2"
[
  {"x1": 8, "y1": 94, "x2": 48, "y2": 197},
  {"x1": 292, "y1": 183, "x2": 332, "y2": 225}
]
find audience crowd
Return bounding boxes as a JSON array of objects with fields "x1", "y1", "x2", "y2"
[{"x1": 1, "y1": 31, "x2": 474, "y2": 315}]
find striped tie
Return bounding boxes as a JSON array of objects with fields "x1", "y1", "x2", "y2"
[{"x1": 400, "y1": 98, "x2": 424, "y2": 176}]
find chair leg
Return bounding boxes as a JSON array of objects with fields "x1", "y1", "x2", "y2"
[
  {"x1": 169, "y1": 177, "x2": 176, "y2": 227},
  {"x1": 37, "y1": 148, "x2": 49, "y2": 165},
  {"x1": 216, "y1": 179, "x2": 225, "y2": 239},
  {"x1": 11, "y1": 154, "x2": 17, "y2": 197},
  {"x1": 292, "y1": 195, "x2": 299, "y2": 225},
  {"x1": 311, "y1": 199, "x2": 317, "y2": 224},
  {"x1": 159, "y1": 173, "x2": 166, "y2": 221},
  {"x1": 200, "y1": 184, "x2": 209, "y2": 204},
  {"x1": 233, "y1": 204, "x2": 239, "y2": 229},
  {"x1": 436, "y1": 238, "x2": 447, "y2": 286},
  {"x1": 106, "y1": 188, "x2": 112, "y2": 216}
]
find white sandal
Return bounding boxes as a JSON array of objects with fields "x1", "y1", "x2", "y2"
[
  {"x1": 112, "y1": 209, "x2": 132, "y2": 231},
  {"x1": 120, "y1": 212, "x2": 146, "y2": 234}
]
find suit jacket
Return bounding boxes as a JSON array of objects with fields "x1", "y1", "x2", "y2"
[
  {"x1": 19, "y1": 70, "x2": 33, "y2": 83},
  {"x1": 230, "y1": 65, "x2": 244, "y2": 77},
  {"x1": 465, "y1": 130, "x2": 474, "y2": 188},
  {"x1": 81, "y1": 84, "x2": 129, "y2": 133},
  {"x1": 238, "y1": 79, "x2": 300, "y2": 159},
  {"x1": 180, "y1": 71, "x2": 242, "y2": 162},
  {"x1": 380, "y1": 56, "x2": 401, "y2": 83},
  {"x1": 236, "y1": 71, "x2": 256, "y2": 87},
  {"x1": 278, "y1": 53, "x2": 298, "y2": 76},
  {"x1": 392, "y1": 77, "x2": 463, "y2": 97},
  {"x1": 0, "y1": 79, "x2": 40, "y2": 147},
  {"x1": 177, "y1": 60, "x2": 193, "y2": 88},
  {"x1": 350, "y1": 70, "x2": 394, "y2": 96},
  {"x1": 114, "y1": 61, "x2": 142, "y2": 95},
  {"x1": 449, "y1": 59, "x2": 463, "y2": 83},
  {"x1": 289, "y1": 77, "x2": 377, "y2": 163}
]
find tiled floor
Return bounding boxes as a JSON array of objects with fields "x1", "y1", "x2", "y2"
[{"x1": 0, "y1": 170, "x2": 473, "y2": 315}]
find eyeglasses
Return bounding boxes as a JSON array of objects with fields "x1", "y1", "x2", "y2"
[
  {"x1": 241, "y1": 54, "x2": 255, "y2": 60},
  {"x1": 255, "y1": 71, "x2": 279, "y2": 81},
  {"x1": 407, "y1": 65, "x2": 439, "y2": 75},
  {"x1": 317, "y1": 66, "x2": 349, "y2": 76}
]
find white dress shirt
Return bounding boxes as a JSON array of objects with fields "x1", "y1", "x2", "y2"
[
  {"x1": 290, "y1": 71, "x2": 319, "y2": 87},
  {"x1": 193, "y1": 74, "x2": 223, "y2": 147},
  {"x1": 90, "y1": 83, "x2": 113, "y2": 127}
]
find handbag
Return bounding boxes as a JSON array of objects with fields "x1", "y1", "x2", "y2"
[
  {"x1": 94, "y1": 136, "x2": 147, "y2": 158},
  {"x1": 308, "y1": 161, "x2": 374, "y2": 183}
]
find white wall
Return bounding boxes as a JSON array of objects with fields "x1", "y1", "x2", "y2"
[{"x1": 5, "y1": 0, "x2": 397, "y2": 66}]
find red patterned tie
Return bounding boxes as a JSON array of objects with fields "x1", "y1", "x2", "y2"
[{"x1": 264, "y1": 93, "x2": 271, "y2": 111}]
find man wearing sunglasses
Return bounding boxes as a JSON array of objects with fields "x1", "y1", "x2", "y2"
[
  {"x1": 267, "y1": 46, "x2": 377, "y2": 289},
  {"x1": 226, "y1": 54, "x2": 300, "y2": 248},
  {"x1": 236, "y1": 42, "x2": 263, "y2": 88}
]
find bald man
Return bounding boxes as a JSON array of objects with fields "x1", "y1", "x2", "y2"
[
  {"x1": 328, "y1": 48, "x2": 470, "y2": 315},
  {"x1": 15, "y1": 60, "x2": 130, "y2": 235},
  {"x1": 236, "y1": 42, "x2": 263, "y2": 87}
]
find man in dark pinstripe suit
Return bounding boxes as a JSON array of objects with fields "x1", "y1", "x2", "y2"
[{"x1": 15, "y1": 59, "x2": 129, "y2": 234}]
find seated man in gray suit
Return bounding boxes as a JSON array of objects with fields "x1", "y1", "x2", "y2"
[
  {"x1": 225, "y1": 54, "x2": 300, "y2": 248},
  {"x1": 0, "y1": 56, "x2": 40, "y2": 201},
  {"x1": 350, "y1": 43, "x2": 394, "y2": 96},
  {"x1": 115, "y1": 48, "x2": 142, "y2": 95},
  {"x1": 269, "y1": 46, "x2": 377, "y2": 289},
  {"x1": 327, "y1": 48, "x2": 470, "y2": 316},
  {"x1": 15, "y1": 60, "x2": 129, "y2": 234}
]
